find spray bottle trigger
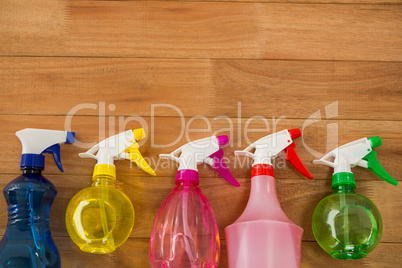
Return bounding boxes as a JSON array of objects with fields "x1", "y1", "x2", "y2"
[
  {"x1": 362, "y1": 150, "x2": 398, "y2": 186},
  {"x1": 124, "y1": 144, "x2": 156, "y2": 176},
  {"x1": 207, "y1": 149, "x2": 240, "y2": 187},
  {"x1": 285, "y1": 143, "x2": 313, "y2": 180},
  {"x1": 42, "y1": 144, "x2": 63, "y2": 172},
  {"x1": 234, "y1": 150, "x2": 255, "y2": 160}
]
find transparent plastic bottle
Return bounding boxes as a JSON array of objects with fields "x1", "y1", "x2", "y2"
[
  {"x1": 312, "y1": 136, "x2": 397, "y2": 259},
  {"x1": 150, "y1": 135, "x2": 238, "y2": 268},
  {"x1": 65, "y1": 174, "x2": 134, "y2": 254},
  {"x1": 225, "y1": 129, "x2": 312, "y2": 268},
  {"x1": 0, "y1": 128, "x2": 74, "y2": 268},
  {"x1": 150, "y1": 180, "x2": 220, "y2": 268},
  {"x1": 0, "y1": 168, "x2": 60, "y2": 268},
  {"x1": 312, "y1": 183, "x2": 382, "y2": 260},
  {"x1": 65, "y1": 129, "x2": 155, "y2": 254}
]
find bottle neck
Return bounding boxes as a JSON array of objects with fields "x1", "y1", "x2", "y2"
[
  {"x1": 234, "y1": 173, "x2": 294, "y2": 224},
  {"x1": 251, "y1": 164, "x2": 274, "y2": 177},
  {"x1": 332, "y1": 172, "x2": 356, "y2": 192},
  {"x1": 175, "y1": 169, "x2": 199, "y2": 186},
  {"x1": 332, "y1": 183, "x2": 356, "y2": 194},
  {"x1": 177, "y1": 180, "x2": 199, "y2": 186},
  {"x1": 92, "y1": 174, "x2": 116, "y2": 187},
  {"x1": 21, "y1": 167, "x2": 43, "y2": 175}
]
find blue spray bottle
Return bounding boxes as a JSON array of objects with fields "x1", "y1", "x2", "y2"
[{"x1": 0, "y1": 128, "x2": 75, "y2": 268}]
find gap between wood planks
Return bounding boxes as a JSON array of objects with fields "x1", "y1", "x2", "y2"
[
  {"x1": 68, "y1": 0, "x2": 402, "y2": 5},
  {"x1": 1, "y1": 55, "x2": 402, "y2": 64},
  {"x1": 1, "y1": 114, "x2": 402, "y2": 122}
]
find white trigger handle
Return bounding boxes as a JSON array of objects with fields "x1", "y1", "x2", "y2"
[
  {"x1": 235, "y1": 150, "x2": 255, "y2": 160},
  {"x1": 313, "y1": 159, "x2": 335, "y2": 168},
  {"x1": 159, "y1": 153, "x2": 180, "y2": 163}
]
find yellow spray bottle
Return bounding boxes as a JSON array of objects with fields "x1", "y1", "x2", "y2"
[{"x1": 65, "y1": 129, "x2": 156, "y2": 254}]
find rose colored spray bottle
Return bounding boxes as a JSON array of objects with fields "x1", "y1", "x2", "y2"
[
  {"x1": 225, "y1": 129, "x2": 313, "y2": 268},
  {"x1": 150, "y1": 135, "x2": 239, "y2": 268}
]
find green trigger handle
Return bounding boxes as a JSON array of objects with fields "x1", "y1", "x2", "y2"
[{"x1": 363, "y1": 150, "x2": 398, "y2": 186}]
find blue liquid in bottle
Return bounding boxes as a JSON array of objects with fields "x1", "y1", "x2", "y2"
[{"x1": 0, "y1": 167, "x2": 60, "y2": 268}]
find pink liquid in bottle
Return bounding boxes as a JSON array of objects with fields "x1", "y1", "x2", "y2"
[
  {"x1": 226, "y1": 129, "x2": 313, "y2": 268},
  {"x1": 150, "y1": 173, "x2": 220, "y2": 268},
  {"x1": 150, "y1": 135, "x2": 239, "y2": 268},
  {"x1": 225, "y1": 172, "x2": 303, "y2": 268}
]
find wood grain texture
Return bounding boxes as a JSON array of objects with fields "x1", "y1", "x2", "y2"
[
  {"x1": 117, "y1": 239, "x2": 402, "y2": 268},
  {"x1": 1, "y1": 57, "x2": 401, "y2": 120},
  {"x1": 0, "y1": 236, "x2": 400, "y2": 267},
  {"x1": 80, "y1": 0, "x2": 402, "y2": 5},
  {"x1": 1, "y1": 175, "x2": 401, "y2": 243},
  {"x1": 1, "y1": 0, "x2": 401, "y2": 267},
  {"x1": 1, "y1": 1, "x2": 401, "y2": 61},
  {"x1": 0, "y1": 115, "x2": 401, "y2": 178}
]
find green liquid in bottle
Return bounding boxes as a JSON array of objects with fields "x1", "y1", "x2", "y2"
[{"x1": 312, "y1": 183, "x2": 382, "y2": 260}]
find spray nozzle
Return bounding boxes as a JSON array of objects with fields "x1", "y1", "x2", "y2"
[
  {"x1": 160, "y1": 135, "x2": 239, "y2": 186},
  {"x1": 368, "y1": 136, "x2": 382, "y2": 148},
  {"x1": 16, "y1": 128, "x2": 75, "y2": 172},
  {"x1": 288, "y1": 128, "x2": 301, "y2": 140},
  {"x1": 216, "y1": 135, "x2": 229, "y2": 147},
  {"x1": 235, "y1": 129, "x2": 313, "y2": 179},
  {"x1": 79, "y1": 129, "x2": 156, "y2": 177},
  {"x1": 313, "y1": 136, "x2": 398, "y2": 187}
]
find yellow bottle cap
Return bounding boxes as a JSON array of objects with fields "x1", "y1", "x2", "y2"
[{"x1": 93, "y1": 164, "x2": 116, "y2": 179}]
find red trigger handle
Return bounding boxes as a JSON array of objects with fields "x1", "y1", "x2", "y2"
[{"x1": 285, "y1": 143, "x2": 313, "y2": 180}]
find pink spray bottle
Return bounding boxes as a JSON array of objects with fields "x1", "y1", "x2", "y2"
[
  {"x1": 150, "y1": 135, "x2": 239, "y2": 268},
  {"x1": 225, "y1": 129, "x2": 313, "y2": 268}
]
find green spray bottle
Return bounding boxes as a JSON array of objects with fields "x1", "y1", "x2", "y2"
[{"x1": 312, "y1": 136, "x2": 398, "y2": 260}]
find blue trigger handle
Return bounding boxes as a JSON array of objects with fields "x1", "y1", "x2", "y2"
[{"x1": 42, "y1": 144, "x2": 64, "y2": 172}]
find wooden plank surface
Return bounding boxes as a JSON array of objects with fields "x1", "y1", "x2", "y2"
[
  {"x1": 0, "y1": 115, "x2": 401, "y2": 178},
  {"x1": 1, "y1": 1, "x2": 402, "y2": 61},
  {"x1": 0, "y1": 236, "x2": 400, "y2": 267},
  {"x1": 1, "y1": 57, "x2": 401, "y2": 120},
  {"x1": 81, "y1": 0, "x2": 402, "y2": 4},
  {"x1": 1, "y1": 115, "x2": 401, "y2": 266},
  {"x1": 1, "y1": 175, "x2": 401, "y2": 242},
  {"x1": 1, "y1": 0, "x2": 401, "y2": 267}
]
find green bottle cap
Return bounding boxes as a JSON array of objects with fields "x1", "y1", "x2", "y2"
[
  {"x1": 368, "y1": 136, "x2": 382, "y2": 149},
  {"x1": 332, "y1": 172, "x2": 356, "y2": 189}
]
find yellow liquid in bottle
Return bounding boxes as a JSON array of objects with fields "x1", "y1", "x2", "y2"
[{"x1": 65, "y1": 175, "x2": 134, "y2": 254}]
